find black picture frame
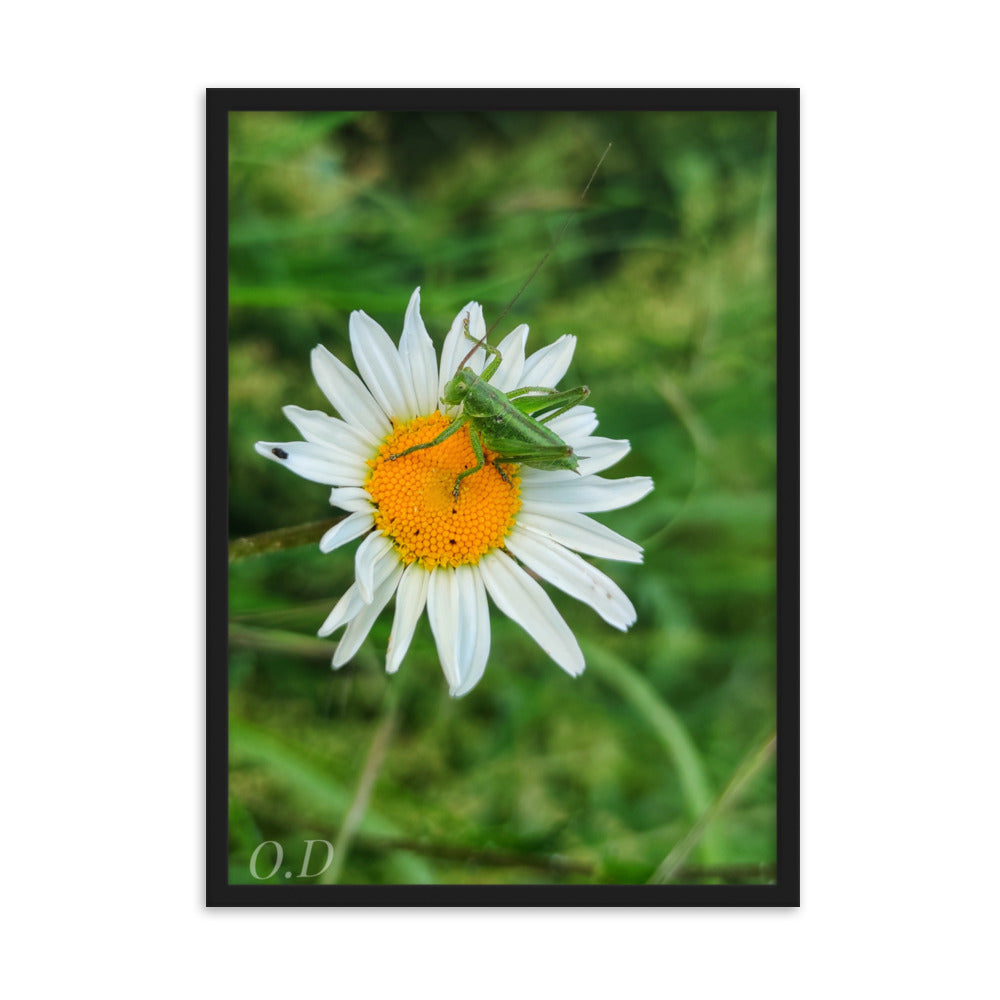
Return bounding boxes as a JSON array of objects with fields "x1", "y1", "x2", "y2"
[{"x1": 208, "y1": 88, "x2": 799, "y2": 906}]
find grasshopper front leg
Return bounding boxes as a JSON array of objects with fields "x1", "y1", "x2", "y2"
[
  {"x1": 388, "y1": 413, "x2": 468, "y2": 461},
  {"x1": 387, "y1": 413, "x2": 490, "y2": 498},
  {"x1": 462, "y1": 314, "x2": 504, "y2": 382},
  {"x1": 452, "y1": 427, "x2": 487, "y2": 497}
]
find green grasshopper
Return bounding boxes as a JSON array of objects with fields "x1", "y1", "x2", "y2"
[
  {"x1": 388, "y1": 145, "x2": 611, "y2": 497},
  {"x1": 389, "y1": 315, "x2": 590, "y2": 497}
]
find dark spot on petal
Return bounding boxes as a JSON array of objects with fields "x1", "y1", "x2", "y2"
[
  {"x1": 449, "y1": 539, "x2": 456, "y2": 545},
  {"x1": 272, "y1": 447, "x2": 288, "y2": 459},
  {"x1": 414, "y1": 529, "x2": 420, "y2": 536}
]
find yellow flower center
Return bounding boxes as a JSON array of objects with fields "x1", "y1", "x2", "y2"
[{"x1": 366, "y1": 411, "x2": 521, "y2": 569}]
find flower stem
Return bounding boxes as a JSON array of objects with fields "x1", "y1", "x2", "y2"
[{"x1": 228, "y1": 517, "x2": 343, "y2": 562}]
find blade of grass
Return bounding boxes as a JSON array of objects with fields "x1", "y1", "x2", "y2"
[
  {"x1": 231, "y1": 718, "x2": 373, "y2": 827},
  {"x1": 229, "y1": 717, "x2": 435, "y2": 882},
  {"x1": 229, "y1": 599, "x2": 341, "y2": 624},
  {"x1": 320, "y1": 699, "x2": 398, "y2": 884},
  {"x1": 239, "y1": 110, "x2": 365, "y2": 159},
  {"x1": 229, "y1": 623, "x2": 332, "y2": 660},
  {"x1": 649, "y1": 729, "x2": 776, "y2": 884},
  {"x1": 582, "y1": 641, "x2": 720, "y2": 864}
]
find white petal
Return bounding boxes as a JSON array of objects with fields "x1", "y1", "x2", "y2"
[
  {"x1": 546, "y1": 405, "x2": 598, "y2": 442},
  {"x1": 317, "y1": 583, "x2": 365, "y2": 637},
  {"x1": 399, "y1": 288, "x2": 439, "y2": 416},
  {"x1": 519, "y1": 436, "x2": 631, "y2": 480},
  {"x1": 578, "y1": 437, "x2": 632, "y2": 476},
  {"x1": 318, "y1": 545, "x2": 402, "y2": 639},
  {"x1": 439, "y1": 302, "x2": 487, "y2": 400},
  {"x1": 355, "y1": 531, "x2": 394, "y2": 604},
  {"x1": 521, "y1": 475, "x2": 654, "y2": 513},
  {"x1": 333, "y1": 564, "x2": 405, "y2": 668},
  {"x1": 447, "y1": 565, "x2": 484, "y2": 697},
  {"x1": 386, "y1": 562, "x2": 430, "y2": 674},
  {"x1": 451, "y1": 566, "x2": 478, "y2": 695},
  {"x1": 329, "y1": 486, "x2": 375, "y2": 513},
  {"x1": 516, "y1": 510, "x2": 643, "y2": 563},
  {"x1": 489, "y1": 324, "x2": 528, "y2": 393},
  {"x1": 350, "y1": 310, "x2": 415, "y2": 420},
  {"x1": 254, "y1": 440, "x2": 368, "y2": 486},
  {"x1": 518, "y1": 334, "x2": 576, "y2": 389},
  {"x1": 479, "y1": 551, "x2": 584, "y2": 677},
  {"x1": 471, "y1": 565, "x2": 491, "y2": 686},
  {"x1": 426, "y1": 568, "x2": 460, "y2": 690},
  {"x1": 450, "y1": 565, "x2": 491, "y2": 697},
  {"x1": 311, "y1": 345, "x2": 391, "y2": 441},
  {"x1": 319, "y1": 511, "x2": 374, "y2": 553},
  {"x1": 281, "y1": 405, "x2": 376, "y2": 463},
  {"x1": 506, "y1": 529, "x2": 636, "y2": 631}
]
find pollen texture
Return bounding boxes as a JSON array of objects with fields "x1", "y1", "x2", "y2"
[{"x1": 367, "y1": 411, "x2": 521, "y2": 569}]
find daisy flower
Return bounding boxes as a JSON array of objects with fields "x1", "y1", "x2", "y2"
[{"x1": 255, "y1": 288, "x2": 653, "y2": 697}]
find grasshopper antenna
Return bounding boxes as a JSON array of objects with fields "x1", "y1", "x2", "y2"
[{"x1": 456, "y1": 142, "x2": 612, "y2": 371}]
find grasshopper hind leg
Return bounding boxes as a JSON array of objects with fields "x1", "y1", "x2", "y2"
[{"x1": 493, "y1": 460, "x2": 517, "y2": 488}]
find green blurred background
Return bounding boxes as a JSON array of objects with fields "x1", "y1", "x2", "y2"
[{"x1": 227, "y1": 109, "x2": 777, "y2": 885}]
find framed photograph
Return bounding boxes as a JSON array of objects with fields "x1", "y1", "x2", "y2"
[{"x1": 207, "y1": 89, "x2": 799, "y2": 905}]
